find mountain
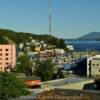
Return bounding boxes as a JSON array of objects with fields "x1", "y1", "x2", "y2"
[{"x1": 78, "y1": 32, "x2": 100, "y2": 40}]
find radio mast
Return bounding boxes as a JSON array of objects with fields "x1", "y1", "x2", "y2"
[{"x1": 49, "y1": 0, "x2": 52, "y2": 35}]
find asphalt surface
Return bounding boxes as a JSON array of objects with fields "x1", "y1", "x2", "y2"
[
  {"x1": 42, "y1": 77, "x2": 86, "y2": 86},
  {"x1": 41, "y1": 77, "x2": 94, "y2": 89}
]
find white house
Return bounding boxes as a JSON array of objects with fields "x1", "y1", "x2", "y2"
[
  {"x1": 67, "y1": 45, "x2": 74, "y2": 51},
  {"x1": 87, "y1": 55, "x2": 100, "y2": 77}
]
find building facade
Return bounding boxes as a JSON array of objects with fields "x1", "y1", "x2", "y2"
[
  {"x1": 87, "y1": 55, "x2": 100, "y2": 77},
  {"x1": 0, "y1": 44, "x2": 16, "y2": 71},
  {"x1": 91, "y1": 58, "x2": 100, "y2": 77}
]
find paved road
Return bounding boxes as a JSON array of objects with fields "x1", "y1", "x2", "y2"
[
  {"x1": 42, "y1": 77, "x2": 94, "y2": 89},
  {"x1": 12, "y1": 77, "x2": 95, "y2": 100},
  {"x1": 24, "y1": 77, "x2": 94, "y2": 95},
  {"x1": 25, "y1": 77, "x2": 82, "y2": 95}
]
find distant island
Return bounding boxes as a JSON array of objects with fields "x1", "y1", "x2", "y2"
[
  {"x1": 65, "y1": 32, "x2": 100, "y2": 41},
  {"x1": 78, "y1": 32, "x2": 100, "y2": 40}
]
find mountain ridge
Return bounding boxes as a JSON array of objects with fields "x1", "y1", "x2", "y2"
[
  {"x1": 0, "y1": 28, "x2": 66, "y2": 49},
  {"x1": 78, "y1": 32, "x2": 100, "y2": 40},
  {"x1": 0, "y1": 28, "x2": 58, "y2": 44}
]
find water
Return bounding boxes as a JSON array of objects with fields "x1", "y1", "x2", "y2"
[{"x1": 65, "y1": 40, "x2": 100, "y2": 51}]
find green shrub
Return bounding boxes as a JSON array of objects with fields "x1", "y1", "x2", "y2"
[{"x1": 0, "y1": 72, "x2": 29, "y2": 100}]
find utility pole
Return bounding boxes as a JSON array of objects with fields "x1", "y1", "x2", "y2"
[{"x1": 49, "y1": 0, "x2": 52, "y2": 35}]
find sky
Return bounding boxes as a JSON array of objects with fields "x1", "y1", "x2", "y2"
[{"x1": 0, "y1": 0, "x2": 100, "y2": 38}]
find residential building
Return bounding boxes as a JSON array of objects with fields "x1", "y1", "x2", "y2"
[
  {"x1": 0, "y1": 44, "x2": 16, "y2": 71},
  {"x1": 39, "y1": 51, "x2": 47, "y2": 58},
  {"x1": 67, "y1": 45, "x2": 74, "y2": 51},
  {"x1": 46, "y1": 50, "x2": 55, "y2": 57},
  {"x1": 35, "y1": 47, "x2": 41, "y2": 52},
  {"x1": 87, "y1": 55, "x2": 100, "y2": 77},
  {"x1": 39, "y1": 50, "x2": 55, "y2": 58},
  {"x1": 19, "y1": 43, "x2": 24, "y2": 50},
  {"x1": 91, "y1": 58, "x2": 100, "y2": 77},
  {"x1": 54, "y1": 49, "x2": 65, "y2": 55}
]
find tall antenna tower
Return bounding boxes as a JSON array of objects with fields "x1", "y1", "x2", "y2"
[{"x1": 49, "y1": 0, "x2": 52, "y2": 35}]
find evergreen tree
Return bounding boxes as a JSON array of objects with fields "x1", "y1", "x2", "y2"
[
  {"x1": 16, "y1": 52, "x2": 32, "y2": 76},
  {"x1": 34, "y1": 59, "x2": 54, "y2": 81}
]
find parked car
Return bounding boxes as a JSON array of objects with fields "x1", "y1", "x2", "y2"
[{"x1": 26, "y1": 79, "x2": 41, "y2": 88}]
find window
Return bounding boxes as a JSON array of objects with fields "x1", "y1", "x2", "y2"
[
  {"x1": 92, "y1": 64, "x2": 95, "y2": 66},
  {"x1": 0, "y1": 49, "x2": 2, "y2": 51},
  {"x1": 0, "y1": 53, "x2": 2, "y2": 56},
  {"x1": 0, "y1": 62, "x2": 2, "y2": 65},
  {"x1": 5, "y1": 49, "x2": 8, "y2": 51},
  {"x1": 5, "y1": 53, "x2": 8, "y2": 56},
  {"x1": 6, "y1": 62, "x2": 8, "y2": 65},
  {"x1": 5, "y1": 58, "x2": 8, "y2": 60},
  {"x1": 0, "y1": 58, "x2": 2, "y2": 60},
  {"x1": 97, "y1": 64, "x2": 99, "y2": 66}
]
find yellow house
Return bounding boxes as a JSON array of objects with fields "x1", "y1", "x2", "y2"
[{"x1": 35, "y1": 47, "x2": 41, "y2": 52}]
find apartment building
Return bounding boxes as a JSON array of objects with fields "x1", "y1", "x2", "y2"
[
  {"x1": 0, "y1": 44, "x2": 16, "y2": 72},
  {"x1": 91, "y1": 58, "x2": 100, "y2": 77},
  {"x1": 87, "y1": 55, "x2": 100, "y2": 77}
]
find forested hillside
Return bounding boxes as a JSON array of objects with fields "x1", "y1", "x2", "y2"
[{"x1": 0, "y1": 29, "x2": 66, "y2": 49}]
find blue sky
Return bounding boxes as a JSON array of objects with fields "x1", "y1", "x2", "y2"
[{"x1": 0, "y1": 0, "x2": 100, "y2": 38}]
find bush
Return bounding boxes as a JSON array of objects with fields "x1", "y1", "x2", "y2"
[{"x1": 0, "y1": 72, "x2": 29, "y2": 100}]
